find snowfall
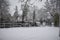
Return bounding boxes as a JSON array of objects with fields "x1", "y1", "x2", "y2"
[{"x1": 0, "y1": 26, "x2": 60, "y2": 40}]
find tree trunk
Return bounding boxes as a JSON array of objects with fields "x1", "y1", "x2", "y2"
[
  {"x1": 54, "y1": 13, "x2": 59, "y2": 27},
  {"x1": 59, "y1": 15, "x2": 60, "y2": 27}
]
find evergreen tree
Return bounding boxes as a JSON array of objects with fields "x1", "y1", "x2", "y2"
[{"x1": 13, "y1": 6, "x2": 19, "y2": 22}]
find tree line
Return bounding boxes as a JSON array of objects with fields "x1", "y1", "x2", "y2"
[{"x1": 0, "y1": 0, "x2": 60, "y2": 27}]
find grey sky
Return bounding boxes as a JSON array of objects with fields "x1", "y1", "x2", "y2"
[{"x1": 9, "y1": 0, "x2": 46, "y2": 16}]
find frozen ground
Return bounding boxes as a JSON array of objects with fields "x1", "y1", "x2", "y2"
[{"x1": 0, "y1": 26, "x2": 59, "y2": 40}]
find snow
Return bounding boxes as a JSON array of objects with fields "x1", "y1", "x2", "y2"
[{"x1": 0, "y1": 27, "x2": 59, "y2": 40}]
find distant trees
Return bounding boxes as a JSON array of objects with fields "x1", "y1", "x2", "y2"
[
  {"x1": 0, "y1": 0, "x2": 12, "y2": 28},
  {"x1": 18, "y1": 0, "x2": 42, "y2": 26},
  {"x1": 44, "y1": 0, "x2": 60, "y2": 26},
  {"x1": 0, "y1": 0, "x2": 11, "y2": 23},
  {"x1": 19, "y1": 0, "x2": 42, "y2": 22}
]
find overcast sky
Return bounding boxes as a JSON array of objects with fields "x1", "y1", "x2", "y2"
[{"x1": 8, "y1": 0, "x2": 46, "y2": 16}]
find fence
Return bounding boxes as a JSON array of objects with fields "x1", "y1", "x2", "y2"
[{"x1": 0, "y1": 23, "x2": 22, "y2": 28}]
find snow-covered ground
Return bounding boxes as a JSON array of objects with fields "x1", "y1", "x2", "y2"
[{"x1": 0, "y1": 26, "x2": 59, "y2": 40}]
